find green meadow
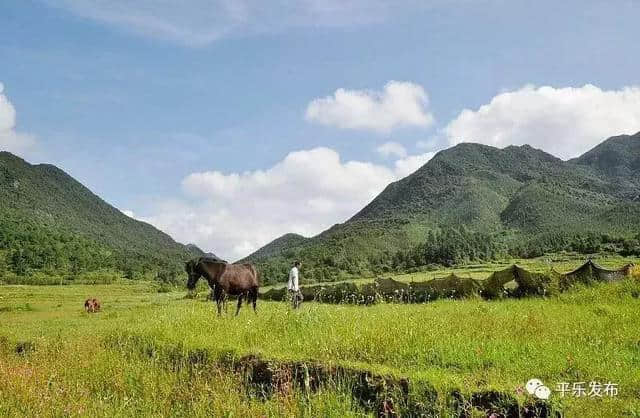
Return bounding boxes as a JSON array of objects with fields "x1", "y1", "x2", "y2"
[{"x1": 1, "y1": 257, "x2": 639, "y2": 417}]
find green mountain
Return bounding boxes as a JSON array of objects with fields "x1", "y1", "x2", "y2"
[
  {"x1": 572, "y1": 133, "x2": 640, "y2": 189},
  {"x1": 244, "y1": 133, "x2": 640, "y2": 284},
  {"x1": 0, "y1": 151, "x2": 201, "y2": 280},
  {"x1": 245, "y1": 233, "x2": 309, "y2": 261}
]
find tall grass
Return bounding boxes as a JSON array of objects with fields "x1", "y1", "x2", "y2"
[
  {"x1": 0, "y1": 339, "x2": 367, "y2": 417},
  {"x1": 0, "y1": 270, "x2": 122, "y2": 285}
]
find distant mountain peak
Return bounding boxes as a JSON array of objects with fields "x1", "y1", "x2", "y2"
[
  {"x1": 1, "y1": 151, "x2": 201, "y2": 276},
  {"x1": 240, "y1": 232, "x2": 308, "y2": 262},
  {"x1": 244, "y1": 133, "x2": 640, "y2": 276},
  {"x1": 573, "y1": 132, "x2": 640, "y2": 177}
]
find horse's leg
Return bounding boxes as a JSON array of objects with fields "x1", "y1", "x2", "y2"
[
  {"x1": 251, "y1": 288, "x2": 258, "y2": 313},
  {"x1": 214, "y1": 286, "x2": 223, "y2": 316},
  {"x1": 235, "y1": 294, "x2": 244, "y2": 316}
]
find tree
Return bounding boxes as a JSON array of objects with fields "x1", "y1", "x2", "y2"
[
  {"x1": 10, "y1": 248, "x2": 28, "y2": 276},
  {"x1": 0, "y1": 250, "x2": 7, "y2": 277}
]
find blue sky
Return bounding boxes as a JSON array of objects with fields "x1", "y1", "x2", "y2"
[{"x1": 2, "y1": 0, "x2": 640, "y2": 259}]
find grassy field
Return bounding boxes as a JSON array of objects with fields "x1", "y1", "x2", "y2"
[{"x1": 1, "y1": 257, "x2": 640, "y2": 417}]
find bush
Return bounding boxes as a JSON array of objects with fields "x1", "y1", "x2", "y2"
[{"x1": 76, "y1": 270, "x2": 120, "y2": 284}]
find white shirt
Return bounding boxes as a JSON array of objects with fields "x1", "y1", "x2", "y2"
[{"x1": 288, "y1": 266, "x2": 299, "y2": 291}]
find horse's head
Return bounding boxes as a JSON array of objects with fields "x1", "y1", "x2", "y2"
[{"x1": 185, "y1": 259, "x2": 202, "y2": 290}]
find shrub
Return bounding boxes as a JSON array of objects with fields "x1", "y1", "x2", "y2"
[{"x1": 157, "y1": 283, "x2": 173, "y2": 293}]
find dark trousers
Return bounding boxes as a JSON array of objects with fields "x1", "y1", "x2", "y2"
[{"x1": 289, "y1": 289, "x2": 303, "y2": 309}]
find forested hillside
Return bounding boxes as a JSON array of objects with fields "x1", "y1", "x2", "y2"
[
  {"x1": 0, "y1": 152, "x2": 201, "y2": 283},
  {"x1": 3, "y1": 133, "x2": 639, "y2": 286},
  {"x1": 245, "y1": 133, "x2": 640, "y2": 284}
]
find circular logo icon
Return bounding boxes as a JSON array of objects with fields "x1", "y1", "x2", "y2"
[
  {"x1": 526, "y1": 378, "x2": 551, "y2": 399},
  {"x1": 526, "y1": 378, "x2": 543, "y2": 395},
  {"x1": 535, "y1": 385, "x2": 551, "y2": 400}
]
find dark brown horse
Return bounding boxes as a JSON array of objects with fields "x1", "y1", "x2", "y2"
[{"x1": 185, "y1": 257, "x2": 259, "y2": 316}]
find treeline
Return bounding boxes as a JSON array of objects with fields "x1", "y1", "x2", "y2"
[
  {"x1": 0, "y1": 211, "x2": 186, "y2": 284},
  {"x1": 377, "y1": 230, "x2": 640, "y2": 274},
  {"x1": 256, "y1": 228, "x2": 640, "y2": 286},
  {"x1": 372, "y1": 228, "x2": 502, "y2": 272},
  {"x1": 3, "y1": 210, "x2": 639, "y2": 287},
  {"x1": 256, "y1": 227, "x2": 503, "y2": 285},
  {"x1": 510, "y1": 232, "x2": 640, "y2": 258}
]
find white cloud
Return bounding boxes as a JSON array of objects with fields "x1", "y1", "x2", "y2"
[
  {"x1": 48, "y1": 0, "x2": 416, "y2": 46},
  {"x1": 306, "y1": 81, "x2": 434, "y2": 133},
  {"x1": 143, "y1": 147, "x2": 433, "y2": 260},
  {"x1": 445, "y1": 84, "x2": 640, "y2": 159},
  {"x1": 376, "y1": 141, "x2": 407, "y2": 158},
  {"x1": 121, "y1": 209, "x2": 137, "y2": 218},
  {"x1": 394, "y1": 152, "x2": 435, "y2": 178},
  {"x1": 0, "y1": 83, "x2": 36, "y2": 158}
]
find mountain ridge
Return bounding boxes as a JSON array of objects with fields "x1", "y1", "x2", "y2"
[
  {"x1": 0, "y1": 151, "x2": 202, "y2": 279},
  {"x1": 243, "y1": 133, "x2": 640, "y2": 283}
]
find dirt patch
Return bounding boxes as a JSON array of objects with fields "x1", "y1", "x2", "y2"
[
  {"x1": 227, "y1": 353, "x2": 417, "y2": 415},
  {"x1": 105, "y1": 333, "x2": 559, "y2": 417},
  {"x1": 451, "y1": 389, "x2": 555, "y2": 418}
]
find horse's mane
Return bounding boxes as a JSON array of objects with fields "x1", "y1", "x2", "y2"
[{"x1": 199, "y1": 255, "x2": 228, "y2": 265}]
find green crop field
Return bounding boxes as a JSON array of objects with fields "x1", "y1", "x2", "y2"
[{"x1": 1, "y1": 258, "x2": 640, "y2": 417}]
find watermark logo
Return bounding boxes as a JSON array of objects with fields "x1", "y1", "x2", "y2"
[
  {"x1": 523, "y1": 379, "x2": 619, "y2": 400},
  {"x1": 526, "y1": 378, "x2": 551, "y2": 400},
  {"x1": 556, "y1": 381, "x2": 618, "y2": 398}
]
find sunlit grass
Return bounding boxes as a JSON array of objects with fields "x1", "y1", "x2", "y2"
[
  {"x1": 1, "y1": 257, "x2": 639, "y2": 417},
  {"x1": 0, "y1": 339, "x2": 368, "y2": 417}
]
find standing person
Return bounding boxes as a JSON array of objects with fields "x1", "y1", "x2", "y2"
[{"x1": 288, "y1": 261, "x2": 303, "y2": 309}]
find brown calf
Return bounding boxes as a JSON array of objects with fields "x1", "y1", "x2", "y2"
[{"x1": 84, "y1": 298, "x2": 101, "y2": 313}]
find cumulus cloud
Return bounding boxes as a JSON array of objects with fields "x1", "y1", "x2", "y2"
[
  {"x1": 0, "y1": 83, "x2": 36, "y2": 158},
  {"x1": 376, "y1": 141, "x2": 407, "y2": 158},
  {"x1": 143, "y1": 147, "x2": 433, "y2": 260},
  {"x1": 445, "y1": 84, "x2": 640, "y2": 159},
  {"x1": 394, "y1": 152, "x2": 435, "y2": 178},
  {"x1": 306, "y1": 81, "x2": 434, "y2": 133},
  {"x1": 47, "y1": 0, "x2": 425, "y2": 46}
]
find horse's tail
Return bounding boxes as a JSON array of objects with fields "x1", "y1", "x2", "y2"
[{"x1": 242, "y1": 264, "x2": 259, "y2": 312}]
